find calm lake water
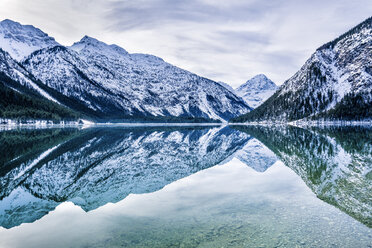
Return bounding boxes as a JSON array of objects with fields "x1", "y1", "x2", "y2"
[{"x1": 0, "y1": 125, "x2": 371, "y2": 248}]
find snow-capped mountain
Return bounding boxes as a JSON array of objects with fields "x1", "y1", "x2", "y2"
[
  {"x1": 232, "y1": 17, "x2": 372, "y2": 122},
  {"x1": 23, "y1": 36, "x2": 250, "y2": 121},
  {"x1": 236, "y1": 74, "x2": 278, "y2": 108},
  {"x1": 0, "y1": 19, "x2": 251, "y2": 122},
  {"x1": 0, "y1": 47, "x2": 84, "y2": 121},
  {"x1": 0, "y1": 19, "x2": 59, "y2": 61},
  {"x1": 7, "y1": 30, "x2": 249, "y2": 122},
  {"x1": 0, "y1": 126, "x2": 250, "y2": 228}
]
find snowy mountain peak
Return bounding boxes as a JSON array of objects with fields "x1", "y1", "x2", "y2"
[
  {"x1": 24, "y1": 33, "x2": 251, "y2": 121},
  {"x1": 235, "y1": 74, "x2": 278, "y2": 108},
  {"x1": 0, "y1": 19, "x2": 59, "y2": 61},
  {"x1": 0, "y1": 20, "x2": 251, "y2": 122},
  {"x1": 238, "y1": 74, "x2": 277, "y2": 91},
  {"x1": 80, "y1": 35, "x2": 98, "y2": 42},
  {"x1": 70, "y1": 35, "x2": 128, "y2": 56},
  {"x1": 1, "y1": 19, "x2": 18, "y2": 26}
]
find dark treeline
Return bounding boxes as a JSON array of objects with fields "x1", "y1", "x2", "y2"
[{"x1": 0, "y1": 73, "x2": 80, "y2": 122}]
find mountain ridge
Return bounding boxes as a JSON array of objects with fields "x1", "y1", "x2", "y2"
[
  {"x1": 0, "y1": 19, "x2": 59, "y2": 61},
  {"x1": 231, "y1": 17, "x2": 372, "y2": 122},
  {"x1": 0, "y1": 19, "x2": 251, "y2": 122},
  {"x1": 23, "y1": 33, "x2": 251, "y2": 121}
]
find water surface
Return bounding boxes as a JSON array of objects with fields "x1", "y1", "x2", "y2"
[{"x1": 0, "y1": 125, "x2": 371, "y2": 247}]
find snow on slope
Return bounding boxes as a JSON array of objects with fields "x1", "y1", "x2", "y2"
[
  {"x1": 236, "y1": 74, "x2": 278, "y2": 109},
  {"x1": 217, "y1": 81, "x2": 237, "y2": 94},
  {"x1": 234, "y1": 17, "x2": 372, "y2": 122},
  {"x1": 23, "y1": 35, "x2": 251, "y2": 121},
  {"x1": 0, "y1": 48, "x2": 59, "y2": 103},
  {"x1": 0, "y1": 19, "x2": 59, "y2": 61}
]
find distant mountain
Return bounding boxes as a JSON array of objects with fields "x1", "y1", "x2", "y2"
[
  {"x1": 0, "y1": 19, "x2": 59, "y2": 61},
  {"x1": 0, "y1": 19, "x2": 251, "y2": 122},
  {"x1": 235, "y1": 74, "x2": 278, "y2": 109},
  {"x1": 232, "y1": 17, "x2": 372, "y2": 122}
]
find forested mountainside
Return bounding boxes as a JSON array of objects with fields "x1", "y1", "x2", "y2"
[
  {"x1": 0, "y1": 48, "x2": 79, "y2": 122},
  {"x1": 232, "y1": 17, "x2": 372, "y2": 122}
]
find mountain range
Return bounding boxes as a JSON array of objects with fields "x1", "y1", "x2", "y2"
[
  {"x1": 232, "y1": 17, "x2": 372, "y2": 122},
  {"x1": 0, "y1": 19, "x2": 252, "y2": 123},
  {"x1": 0, "y1": 17, "x2": 370, "y2": 123}
]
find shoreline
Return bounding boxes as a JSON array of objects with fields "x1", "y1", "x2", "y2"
[
  {"x1": 0, "y1": 121, "x2": 227, "y2": 131},
  {"x1": 0, "y1": 119, "x2": 371, "y2": 130},
  {"x1": 228, "y1": 120, "x2": 372, "y2": 127}
]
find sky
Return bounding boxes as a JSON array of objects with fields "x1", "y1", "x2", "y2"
[{"x1": 0, "y1": 0, "x2": 371, "y2": 88}]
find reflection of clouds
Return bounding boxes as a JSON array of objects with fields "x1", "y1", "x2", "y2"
[{"x1": 0, "y1": 0, "x2": 371, "y2": 87}]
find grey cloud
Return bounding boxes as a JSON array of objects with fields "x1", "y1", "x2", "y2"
[{"x1": 105, "y1": 0, "x2": 281, "y2": 31}]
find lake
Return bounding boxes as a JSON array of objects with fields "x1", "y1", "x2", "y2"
[{"x1": 0, "y1": 125, "x2": 371, "y2": 247}]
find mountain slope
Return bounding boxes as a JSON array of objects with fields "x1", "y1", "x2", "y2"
[
  {"x1": 0, "y1": 48, "x2": 79, "y2": 121},
  {"x1": 232, "y1": 17, "x2": 372, "y2": 122},
  {"x1": 21, "y1": 34, "x2": 251, "y2": 122},
  {"x1": 0, "y1": 19, "x2": 59, "y2": 61},
  {"x1": 236, "y1": 74, "x2": 278, "y2": 108},
  {"x1": 0, "y1": 74, "x2": 79, "y2": 122},
  {"x1": 0, "y1": 48, "x2": 59, "y2": 103}
]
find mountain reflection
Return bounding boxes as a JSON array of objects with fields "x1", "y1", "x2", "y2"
[
  {"x1": 0, "y1": 126, "x2": 252, "y2": 228},
  {"x1": 234, "y1": 125, "x2": 372, "y2": 228},
  {"x1": 0, "y1": 125, "x2": 370, "y2": 229}
]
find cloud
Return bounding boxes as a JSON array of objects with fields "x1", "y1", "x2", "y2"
[
  {"x1": 0, "y1": 0, "x2": 371, "y2": 87},
  {"x1": 105, "y1": 0, "x2": 277, "y2": 30}
]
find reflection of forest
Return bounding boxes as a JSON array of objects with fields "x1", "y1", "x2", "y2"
[
  {"x1": 0, "y1": 125, "x2": 370, "y2": 229},
  {"x1": 234, "y1": 125, "x2": 372, "y2": 227}
]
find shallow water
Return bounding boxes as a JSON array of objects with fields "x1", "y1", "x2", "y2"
[{"x1": 0, "y1": 125, "x2": 371, "y2": 247}]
